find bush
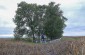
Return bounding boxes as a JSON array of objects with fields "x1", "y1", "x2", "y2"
[{"x1": 21, "y1": 38, "x2": 33, "y2": 42}]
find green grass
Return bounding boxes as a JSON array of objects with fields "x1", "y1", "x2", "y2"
[{"x1": 61, "y1": 37, "x2": 81, "y2": 41}]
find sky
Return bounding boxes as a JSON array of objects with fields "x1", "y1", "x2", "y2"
[{"x1": 0, "y1": 0, "x2": 85, "y2": 38}]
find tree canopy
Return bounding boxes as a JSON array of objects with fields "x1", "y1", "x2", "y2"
[{"x1": 13, "y1": 1, "x2": 67, "y2": 42}]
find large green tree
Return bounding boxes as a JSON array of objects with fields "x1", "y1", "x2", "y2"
[
  {"x1": 13, "y1": 1, "x2": 67, "y2": 42},
  {"x1": 13, "y1": 1, "x2": 46, "y2": 42},
  {"x1": 44, "y1": 2, "x2": 67, "y2": 40},
  {"x1": 13, "y1": 1, "x2": 37, "y2": 41}
]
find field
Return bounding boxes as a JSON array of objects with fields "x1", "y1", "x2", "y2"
[{"x1": 0, "y1": 37, "x2": 85, "y2": 55}]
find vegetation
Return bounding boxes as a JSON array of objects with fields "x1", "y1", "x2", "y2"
[
  {"x1": 13, "y1": 1, "x2": 67, "y2": 42},
  {"x1": 0, "y1": 37, "x2": 85, "y2": 55},
  {"x1": 44, "y1": 2, "x2": 67, "y2": 40}
]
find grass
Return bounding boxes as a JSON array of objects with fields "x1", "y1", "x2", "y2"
[
  {"x1": 0, "y1": 36, "x2": 85, "y2": 55},
  {"x1": 61, "y1": 37, "x2": 81, "y2": 41}
]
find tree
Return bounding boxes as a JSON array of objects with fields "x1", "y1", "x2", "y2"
[
  {"x1": 13, "y1": 1, "x2": 37, "y2": 41},
  {"x1": 34, "y1": 5, "x2": 47, "y2": 42},
  {"x1": 13, "y1": 2, "x2": 27, "y2": 40},
  {"x1": 13, "y1": 1, "x2": 46, "y2": 42},
  {"x1": 13, "y1": 1, "x2": 67, "y2": 42},
  {"x1": 44, "y1": 2, "x2": 67, "y2": 40}
]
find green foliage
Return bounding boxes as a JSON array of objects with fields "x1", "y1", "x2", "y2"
[
  {"x1": 21, "y1": 38, "x2": 33, "y2": 42},
  {"x1": 43, "y1": 2, "x2": 67, "y2": 40},
  {"x1": 13, "y1": 1, "x2": 67, "y2": 42}
]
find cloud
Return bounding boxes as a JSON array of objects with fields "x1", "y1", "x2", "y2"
[
  {"x1": 0, "y1": 34, "x2": 13, "y2": 38},
  {"x1": 0, "y1": 27, "x2": 13, "y2": 34},
  {"x1": 61, "y1": 0, "x2": 85, "y2": 36},
  {"x1": 0, "y1": 17, "x2": 16, "y2": 28},
  {"x1": 63, "y1": 31, "x2": 85, "y2": 36},
  {"x1": 0, "y1": 5, "x2": 6, "y2": 10}
]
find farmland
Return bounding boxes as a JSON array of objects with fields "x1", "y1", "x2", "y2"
[{"x1": 0, "y1": 36, "x2": 85, "y2": 55}]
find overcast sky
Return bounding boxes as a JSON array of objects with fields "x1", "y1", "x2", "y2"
[{"x1": 0, "y1": 0, "x2": 85, "y2": 37}]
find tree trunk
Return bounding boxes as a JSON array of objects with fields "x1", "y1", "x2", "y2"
[
  {"x1": 38, "y1": 29, "x2": 41, "y2": 43},
  {"x1": 33, "y1": 33, "x2": 35, "y2": 43},
  {"x1": 32, "y1": 28, "x2": 35, "y2": 43}
]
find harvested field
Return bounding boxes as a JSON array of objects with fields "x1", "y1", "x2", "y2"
[{"x1": 0, "y1": 37, "x2": 85, "y2": 55}]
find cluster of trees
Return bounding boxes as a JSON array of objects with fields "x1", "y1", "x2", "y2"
[{"x1": 13, "y1": 1, "x2": 67, "y2": 42}]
